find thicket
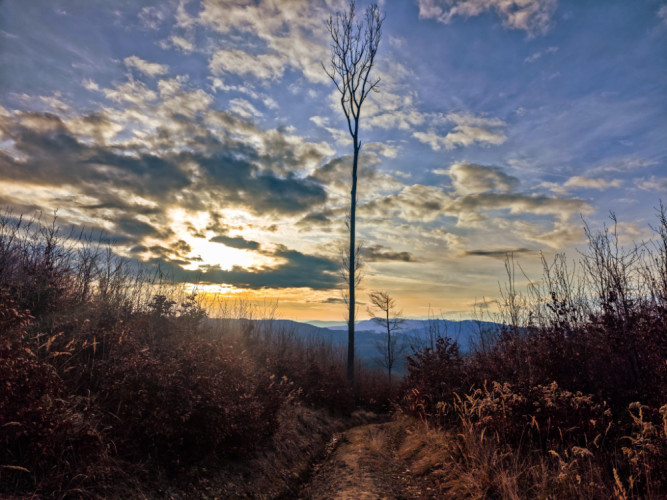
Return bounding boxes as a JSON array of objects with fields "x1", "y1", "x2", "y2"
[
  {"x1": 401, "y1": 205, "x2": 667, "y2": 499},
  {"x1": 0, "y1": 213, "x2": 390, "y2": 498}
]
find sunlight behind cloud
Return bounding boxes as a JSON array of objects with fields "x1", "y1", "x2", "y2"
[
  {"x1": 167, "y1": 208, "x2": 271, "y2": 271},
  {"x1": 0, "y1": 0, "x2": 664, "y2": 320}
]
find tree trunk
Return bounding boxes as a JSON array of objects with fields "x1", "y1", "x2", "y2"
[
  {"x1": 347, "y1": 138, "x2": 359, "y2": 385},
  {"x1": 386, "y1": 306, "x2": 391, "y2": 384}
]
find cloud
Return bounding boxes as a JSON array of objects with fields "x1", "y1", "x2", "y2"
[
  {"x1": 124, "y1": 56, "x2": 169, "y2": 77},
  {"x1": 463, "y1": 247, "x2": 533, "y2": 258},
  {"x1": 160, "y1": 35, "x2": 195, "y2": 53},
  {"x1": 138, "y1": 6, "x2": 169, "y2": 31},
  {"x1": 102, "y1": 79, "x2": 158, "y2": 105},
  {"x1": 563, "y1": 176, "x2": 622, "y2": 190},
  {"x1": 210, "y1": 234, "x2": 261, "y2": 250},
  {"x1": 636, "y1": 176, "x2": 667, "y2": 192},
  {"x1": 417, "y1": 0, "x2": 558, "y2": 36},
  {"x1": 192, "y1": 0, "x2": 333, "y2": 83},
  {"x1": 210, "y1": 49, "x2": 286, "y2": 80},
  {"x1": 413, "y1": 112, "x2": 506, "y2": 150},
  {"x1": 0, "y1": 78, "x2": 335, "y2": 256},
  {"x1": 445, "y1": 162, "x2": 520, "y2": 195},
  {"x1": 358, "y1": 159, "x2": 592, "y2": 237},
  {"x1": 520, "y1": 223, "x2": 584, "y2": 248},
  {"x1": 297, "y1": 209, "x2": 337, "y2": 230},
  {"x1": 449, "y1": 192, "x2": 590, "y2": 218},
  {"x1": 185, "y1": 150, "x2": 328, "y2": 215},
  {"x1": 363, "y1": 245, "x2": 418, "y2": 262},
  {"x1": 361, "y1": 184, "x2": 452, "y2": 222},
  {"x1": 66, "y1": 112, "x2": 123, "y2": 143},
  {"x1": 309, "y1": 153, "x2": 404, "y2": 202},
  {"x1": 229, "y1": 98, "x2": 262, "y2": 119},
  {"x1": 364, "y1": 141, "x2": 399, "y2": 159},
  {"x1": 659, "y1": 5, "x2": 667, "y2": 25},
  {"x1": 320, "y1": 297, "x2": 347, "y2": 304},
  {"x1": 114, "y1": 215, "x2": 172, "y2": 239},
  {"x1": 524, "y1": 45, "x2": 558, "y2": 63},
  {"x1": 149, "y1": 244, "x2": 339, "y2": 290}
]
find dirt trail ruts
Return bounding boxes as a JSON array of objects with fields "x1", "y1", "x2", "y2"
[{"x1": 296, "y1": 422, "x2": 440, "y2": 500}]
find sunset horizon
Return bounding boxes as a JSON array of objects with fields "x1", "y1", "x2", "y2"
[{"x1": 1, "y1": 0, "x2": 665, "y2": 321}]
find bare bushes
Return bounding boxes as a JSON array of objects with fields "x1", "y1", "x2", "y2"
[
  {"x1": 400, "y1": 204, "x2": 667, "y2": 498},
  {"x1": 0, "y1": 214, "x2": 390, "y2": 498}
]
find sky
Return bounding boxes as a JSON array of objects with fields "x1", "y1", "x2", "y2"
[{"x1": 0, "y1": 0, "x2": 666, "y2": 322}]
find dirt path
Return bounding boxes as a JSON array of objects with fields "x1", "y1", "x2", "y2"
[{"x1": 296, "y1": 421, "x2": 441, "y2": 500}]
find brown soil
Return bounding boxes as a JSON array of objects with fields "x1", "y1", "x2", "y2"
[{"x1": 296, "y1": 420, "x2": 442, "y2": 500}]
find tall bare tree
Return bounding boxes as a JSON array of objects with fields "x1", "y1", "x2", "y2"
[
  {"x1": 325, "y1": 0, "x2": 383, "y2": 385},
  {"x1": 368, "y1": 290, "x2": 405, "y2": 384}
]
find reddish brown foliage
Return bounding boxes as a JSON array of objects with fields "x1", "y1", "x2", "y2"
[
  {"x1": 0, "y1": 215, "x2": 391, "y2": 498},
  {"x1": 400, "y1": 207, "x2": 667, "y2": 498}
]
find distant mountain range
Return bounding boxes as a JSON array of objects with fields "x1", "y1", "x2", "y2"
[{"x1": 249, "y1": 318, "x2": 502, "y2": 376}]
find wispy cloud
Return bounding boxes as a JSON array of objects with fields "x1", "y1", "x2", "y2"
[
  {"x1": 124, "y1": 56, "x2": 169, "y2": 77},
  {"x1": 636, "y1": 176, "x2": 667, "y2": 192},
  {"x1": 524, "y1": 45, "x2": 558, "y2": 63},
  {"x1": 417, "y1": 0, "x2": 558, "y2": 35},
  {"x1": 413, "y1": 113, "x2": 506, "y2": 150},
  {"x1": 209, "y1": 49, "x2": 286, "y2": 80},
  {"x1": 659, "y1": 5, "x2": 667, "y2": 26},
  {"x1": 563, "y1": 176, "x2": 622, "y2": 190}
]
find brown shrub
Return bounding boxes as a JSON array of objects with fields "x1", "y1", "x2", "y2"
[{"x1": 0, "y1": 214, "x2": 393, "y2": 497}]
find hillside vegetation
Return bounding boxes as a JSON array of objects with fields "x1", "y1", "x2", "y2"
[
  {"x1": 0, "y1": 213, "x2": 390, "y2": 498},
  {"x1": 398, "y1": 207, "x2": 667, "y2": 499},
  {"x1": 1, "y1": 206, "x2": 666, "y2": 499}
]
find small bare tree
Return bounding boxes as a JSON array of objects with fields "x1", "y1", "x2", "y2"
[
  {"x1": 367, "y1": 290, "x2": 404, "y2": 384},
  {"x1": 325, "y1": 0, "x2": 383, "y2": 386}
]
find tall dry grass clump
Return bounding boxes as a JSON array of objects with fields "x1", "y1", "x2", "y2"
[
  {"x1": 0, "y1": 212, "x2": 391, "y2": 498},
  {"x1": 400, "y1": 203, "x2": 667, "y2": 499}
]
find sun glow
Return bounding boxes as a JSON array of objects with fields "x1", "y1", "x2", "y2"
[{"x1": 167, "y1": 208, "x2": 274, "y2": 271}]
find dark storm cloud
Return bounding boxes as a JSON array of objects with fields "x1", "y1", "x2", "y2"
[
  {"x1": 145, "y1": 244, "x2": 339, "y2": 290},
  {"x1": 363, "y1": 245, "x2": 417, "y2": 262},
  {"x1": 209, "y1": 234, "x2": 261, "y2": 250}
]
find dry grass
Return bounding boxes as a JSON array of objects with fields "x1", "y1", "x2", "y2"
[
  {"x1": 398, "y1": 205, "x2": 667, "y2": 499},
  {"x1": 0, "y1": 213, "x2": 393, "y2": 498}
]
